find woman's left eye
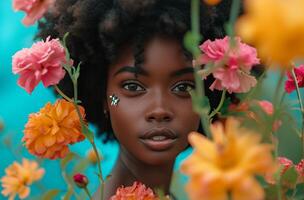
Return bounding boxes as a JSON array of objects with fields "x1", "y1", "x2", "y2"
[{"x1": 172, "y1": 81, "x2": 195, "y2": 93}]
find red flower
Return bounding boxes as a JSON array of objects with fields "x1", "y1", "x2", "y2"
[
  {"x1": 285, "y1": 65, "x2": 304, "y2": 93},
  {"x1": 73, "y1": 173, "x2": 89, "y2": 188}
]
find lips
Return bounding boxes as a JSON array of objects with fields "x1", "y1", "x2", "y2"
[{"x1": 139, "y1": 128, "x2": 178, "y2": 151}]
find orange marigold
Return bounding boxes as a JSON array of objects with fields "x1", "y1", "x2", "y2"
[
  {"x1": 181, "y1": 117, "x2": 276, "y2": 200},
  {"x1": 23, "y1": 99, "x2": 86, "y2": 159},
  {"x1": 110, "y1": 181, "x2": 158, "y2": 200},
  {"x1": 1, "y1": 159, "x2": 44, "y2": 200}
]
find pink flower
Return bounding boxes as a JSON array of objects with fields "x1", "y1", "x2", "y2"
[
  {"x1": 265, "y1": 157, "x2": 293, "y2": 184},
  {"x1": 285, "y1": 65, "x2": 304, "y2": 93},
  {"x1": 110, "y1": 181, "x2": 157, "y2": 200},
  {"x1": 13, "y1": 0, "x2": 55, "y2": 26},
  {"x1": 199, "y1": 36, "x2": 260, "y2": 93},
  {"x1": 12, "y1": 37, "x2": 67, "y2": 94},
  {"x1": 258, "y1": 100, "x2": 273, "y2": 115}
]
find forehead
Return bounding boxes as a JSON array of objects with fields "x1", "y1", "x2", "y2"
[{"x1": 108, "y1": 37, "x2": 192, "y2": 76}]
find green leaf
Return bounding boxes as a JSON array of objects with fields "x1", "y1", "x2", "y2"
[
  {"x1": 82, "y1": 125, "x2": 95, "y2": 143},
  {"x1": 74, "y1": 62, "x2": 82, "y2": 81},
  {"x1": 281, "y1": 166, "x2": 298, "y2": 189},
  {"x1": 41, "y1": 189, "x2": 61, "y2": 200},
  {"x1": 265, "y1": 185, "x2": 279, "y2": 200},
  {"x1": 183, "y1": 31, "x2": 201, "y2": 56}
]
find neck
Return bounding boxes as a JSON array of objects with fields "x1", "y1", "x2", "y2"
[{"x1": 104, "y1": 146, "x2": 175, "y2": 199}]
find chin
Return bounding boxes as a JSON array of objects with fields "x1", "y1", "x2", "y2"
[{"x1": 137, "y1": 148, "x2": 182, "y2": 166}]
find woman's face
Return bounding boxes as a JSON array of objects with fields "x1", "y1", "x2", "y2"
[{"x1": 106, "y1": 37, "x2": 200, "y2": 165}]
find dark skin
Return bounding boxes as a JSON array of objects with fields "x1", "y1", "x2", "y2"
[{"x1": 94, "y1": 37, "x2": 200, "y2": 199}]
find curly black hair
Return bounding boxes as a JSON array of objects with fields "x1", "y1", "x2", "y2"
[{"x1": 36, "y1": 0, "x2": 232, "y2": 142}]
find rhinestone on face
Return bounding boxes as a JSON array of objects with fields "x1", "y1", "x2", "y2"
[{"x1": 109, "y1": 94, "x2": 120, "y2": 106}]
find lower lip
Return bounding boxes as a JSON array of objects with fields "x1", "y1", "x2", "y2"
[{"x1": 140, "y1": 138, "x2": 177, "y2": 151}]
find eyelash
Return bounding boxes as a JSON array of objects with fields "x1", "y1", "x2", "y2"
[{"x1": 121, "y1": 80, "x2": 195, "y2": 94}]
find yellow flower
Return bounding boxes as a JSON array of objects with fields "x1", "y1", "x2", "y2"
[
  {"x1": 203, "y1": 0, "x2": 221, "y2": 6},
  {"x1": 23, "y1": 99, "x2": 85, "y2": 159},
  {"x1": 236, "y1": 0, "x2": 304, "y2": 67},
  {"x1": 1, "y1": 159, "x2": 44, "y2": 200},
  {"x1": 181, "y1": 117, "x2": 275, "y2": 200}
]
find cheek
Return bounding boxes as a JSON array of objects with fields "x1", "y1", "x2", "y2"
[{"x1": 108, "y1": 97, "x2": 144, "y2": 137}]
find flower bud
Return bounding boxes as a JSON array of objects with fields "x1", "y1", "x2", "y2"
[{"x1": 73, "y1": 173, "x2": 89, "y2": 188}]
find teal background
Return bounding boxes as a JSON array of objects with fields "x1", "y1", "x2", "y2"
[
  {"x1": 0, "y1": 0, "x2": 302, "y2": 199},
  {"x1": 0, "y1": 0, "x2": 119, "y2": 199}
]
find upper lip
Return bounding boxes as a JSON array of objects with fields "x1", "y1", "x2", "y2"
[{"x1": 139, "y1": 127, "x2": 178, "y2": 140}]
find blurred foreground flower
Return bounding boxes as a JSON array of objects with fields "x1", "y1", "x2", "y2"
[
  {"x1": 1, "y1": 159, "x2": 44, "y2": 200},
  {"x1": 110, "y1": 181, "x2": 158, "y2": 200},
  {"x1": 23, "y1": 99, "x2": 85, "y2": 159},
  {"x1": 13, "y1": 0, "x2": 55, "y2": 26},
  {"x1": 229, "y1": 100, "x2": 282, "y2": 132},
  {"x1": 199, "y1": 36, "x2": 259, "y2": 93},
  {"x1": 236, "y1": 0, "x2": 304, "y2": 67},
  {"x1": 12, "y1": 37, "x2": 67, "y2": 94},
  {"x1": 181, "y1": 117, "x2": 275, "y2": 200},
  {"x1": 285, "y1": 64, "x2": 304, "y2": 93},
  {"x1": 203, "y1": 0, "x2": 221, "y2": 6}
]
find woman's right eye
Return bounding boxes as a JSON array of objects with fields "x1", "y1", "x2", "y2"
[{"x1": 122, "y1": 81, "x2": 145, "y2": 92}]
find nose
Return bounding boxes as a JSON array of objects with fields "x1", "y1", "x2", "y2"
[{"x1": 145, "y1": 92, "x2": 174, "y2": 123}]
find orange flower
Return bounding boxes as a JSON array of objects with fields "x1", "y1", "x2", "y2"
[
  {"x1": 181, "y1": 117, "x2": 275, "y2": 200},
  {"x1": 1, "y1": 159, "x2": 44, "y2": 200},
  {"x1": 23, "y1": 99, "x2": 85, "y2": 159},
  {"x1": 236, "y1": 0, "x2": 304, "y2": 67},
  {"x1": 110, "y1": 181, "x2": 158, "y2": 200},
  {"x1": 203, "y1": 0, "x2": 221, "y2": 6}
]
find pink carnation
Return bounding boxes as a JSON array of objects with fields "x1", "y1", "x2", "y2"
[
  {"x1": 13, "y1": 0, "x2": 55, "y2": 26},
  {"x1": 199, "y1": 36, "x2": 260, "y2": 93},
  {"x1": 12, "y1": 37, "x2": 67, "y2": 94},
  {"x1": 285, "y1": 65, "x2": 304, "y2": 93},
  {"x1": 110, "y1": 181, "x2": 157, "y2": 200}
]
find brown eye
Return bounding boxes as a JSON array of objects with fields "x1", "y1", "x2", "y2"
[
  {"x1": 172, "y1": 81, "x2": 195, "y2": 93},
  {"x1": 122, "y1": 81, "x2": 145, "y2": 92}
]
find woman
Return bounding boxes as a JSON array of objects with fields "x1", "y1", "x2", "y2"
[{"x1": 37, "y1": 0, "x2": 230, "y2": 198}]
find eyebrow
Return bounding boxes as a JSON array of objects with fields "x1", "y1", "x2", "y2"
[
  {"x1": 114, "y1": 66, "x2": 148, "y2": 76},
  {"x1": 170, "y1": 67, "x2": 194, "y2": 77}
]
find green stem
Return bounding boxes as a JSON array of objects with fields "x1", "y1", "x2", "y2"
[
  {"x1": 274, "y1": 138, "x2": 282, "y2": 200},
  {"x1": 227, "y1": 0, "x2": 241, "y2": 37},
  {"x1": 84, "y1": 187, "x2": 93, "y2": 200},
  {"x1": 209, "y1": 90, "x2": 226, "y2": 119},
  {"x1": 191, "y1": 0, "x2": 212, "y2": 138},
  {"x1": 291, "y1": 69, "x2": 304, "y2": 157},
  {"x1": 272, "y1": 71, "x2": 285, "y2": 200},
  {"x1": 54, "y1": 85, "x2": 74, "y2": 103}
]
